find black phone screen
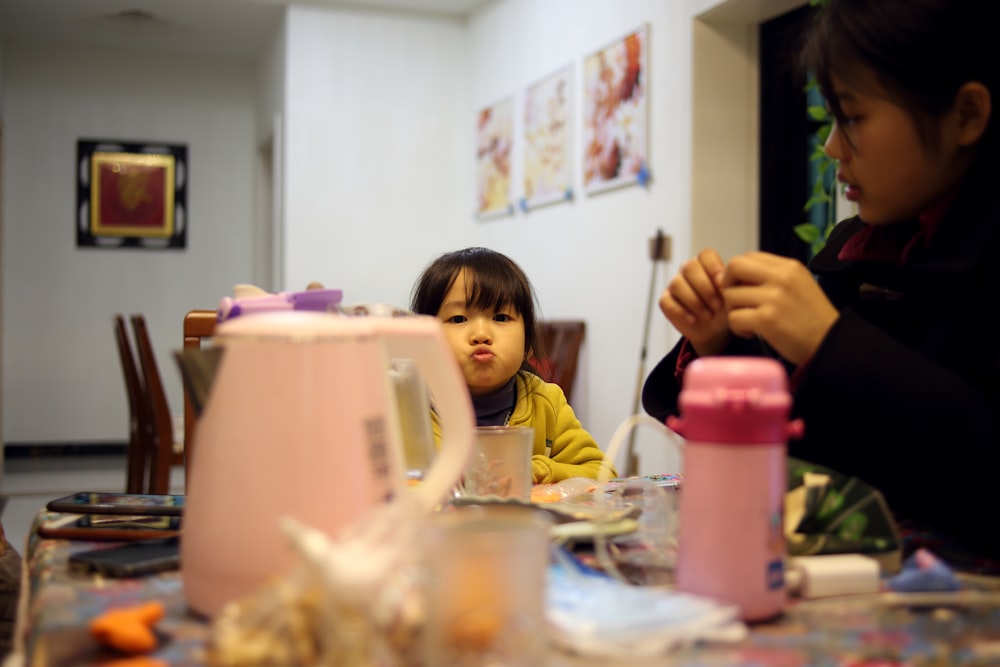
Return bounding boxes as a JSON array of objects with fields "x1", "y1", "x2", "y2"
[{"x1": 68, "y1": 536, "x2": 181, "y2": 577}]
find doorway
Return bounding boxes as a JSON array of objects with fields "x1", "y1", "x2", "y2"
[{"x1": 759, "y1": 4, "x2": 817, "y2": 264}]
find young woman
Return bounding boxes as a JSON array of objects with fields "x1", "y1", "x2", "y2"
[
  {"x1": 412, "y1": 247, "x2": 613, "y2": 482},
  {"x1": 642, "y1": 0, "x2": 1000, "y2": 559}
]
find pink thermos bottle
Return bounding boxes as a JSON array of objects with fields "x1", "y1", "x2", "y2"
[{"x1": 667, "y1": 357, "x2": 803, "y2": 621}]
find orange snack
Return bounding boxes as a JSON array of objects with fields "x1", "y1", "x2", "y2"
[
  {"x1": 530, "y1": 485, "x2": 562, "y2": 503},
  {"x1": 89, "y1": 601, "x2": 165, "y2": 654},
  {"x1": 103, "y1": 658, "x2": 169, "y2": 667}
]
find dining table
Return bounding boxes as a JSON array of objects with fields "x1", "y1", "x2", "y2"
[{"x1": 8, "y1": 507, "x2": 1000, "y2": 667}]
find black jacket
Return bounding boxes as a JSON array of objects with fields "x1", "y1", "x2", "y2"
[{"x1": 642, "y1": 180, "x2": 1000, "y2": 559}]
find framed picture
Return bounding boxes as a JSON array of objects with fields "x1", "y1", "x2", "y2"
[
  {"x1": 77, "y1": 139, "x2": 188, "y2": 249},
  {"x1": 582, "y1": 25, "x2": 650, "y2": 195},
  {"x1": 475, "y1": 97, "x2": 514, "y2": 219},
  {"x1": 521, "y1": 64, "x2": 573, "y2": 212}
]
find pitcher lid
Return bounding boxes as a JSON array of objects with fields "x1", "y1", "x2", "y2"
[{"x1": 215, "y1": 310, "x2": 436, "y2": 340}]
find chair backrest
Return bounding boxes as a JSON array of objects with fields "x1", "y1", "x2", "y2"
[
  {"x1": 182, "y1": 309, "x2": 218, "y2": 481},
  {"x1": 131, "y1": 314, "x2": 175, "y2": 495},
  {"x1": 114, "y1": 314, "x2": 152, "y2": 494},
  {"x1": 529, "y1": 320, "x2": 586, "y2": 404}
]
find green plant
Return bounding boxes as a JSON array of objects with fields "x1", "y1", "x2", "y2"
[{"x1": 793, "y1": 0, "x2": 837, "y2": 257}]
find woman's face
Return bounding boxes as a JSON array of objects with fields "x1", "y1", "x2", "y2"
[
  {"x1": 436, "y1": 269, "x2": 526, "y2": 397},
  {"x1": 824, "y1": 72, "x2": 971, "y2": 225}
]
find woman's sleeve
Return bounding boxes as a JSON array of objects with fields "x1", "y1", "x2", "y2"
[
  {"x1": 790, "y1": 311, "x2": 1000, "y2": 558},
  {"x1": 641, "y1": 336, "x2": 772, "y2": 424},
  {"x1": 640, "y1": 339, "x2": 688, "y2": 425}
]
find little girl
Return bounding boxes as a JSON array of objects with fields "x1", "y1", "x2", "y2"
[{"x1": 411, "y1": 247, "x2": 614, "y2": 483}]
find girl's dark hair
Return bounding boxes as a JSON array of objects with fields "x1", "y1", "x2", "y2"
[
  {"x1": 411, "y1": 247, "x2": 543, "y2": 361},
  {"x1": 802, "y1": 0, "x2": 998, "y2": 159}
]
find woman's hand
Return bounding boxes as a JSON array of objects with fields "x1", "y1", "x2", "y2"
[
  {"x1": 721, "y1": 252, "x2": 839, "y2": 365},
  {"x1": 659, "y1": 249, "x2": 732, "y2": 356}
]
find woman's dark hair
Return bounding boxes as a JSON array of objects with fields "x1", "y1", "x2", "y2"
[
  {"x1": 801, "y1": 0, "x2": 998, "y2": 159},
  {"x1": 411, "y1": 247, "x2": 543, "y2": 361}
]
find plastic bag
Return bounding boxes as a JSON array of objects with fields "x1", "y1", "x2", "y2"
[{"x1": 547, "y1": 548, "x2": 746, "y2": 658}]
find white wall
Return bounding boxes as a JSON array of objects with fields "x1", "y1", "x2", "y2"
[
  {"x1": 253, "y1": 12, "x2": 289, "y2": 291},
  {"x1": 256, "y1": 14, "x2": 287, "y2": 150},
  {"x1": 0, "y1": 42, "x2": 256, "y2": 442},
  {"x1": 282, "y1": 6, "x2": 471, "y2": 301}
]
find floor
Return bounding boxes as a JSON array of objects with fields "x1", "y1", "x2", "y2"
[{"x1": 1, "y1": 455, "x2": 185, "y2": 555}]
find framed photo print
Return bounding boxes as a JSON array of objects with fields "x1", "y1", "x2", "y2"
[
  {"x1": 77, "y1": 139, "x2": 188, "y2": 249},
  {"x1": 476, "y1": 97, "x2": 514, "y2": 219},
  {"x1": 522, "y1": 64, "x2": 573, "y2": 211},
  {"x1": 582, "y1": 25, "x2": 650, "y2": 195}
]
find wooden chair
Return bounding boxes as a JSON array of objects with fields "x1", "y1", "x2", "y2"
[
  {"x1": 114, "y1": 314, "x2": 153, "y2": 494},
  {"x1": 130, "y1": 314, "x2": 177, "y2": 495},
  {"x1": 529, "y1": 320, "x2": 586, "y2": 403},
  {"x1": 182, "y1": 310, "x2": 218, "y2": 481}
]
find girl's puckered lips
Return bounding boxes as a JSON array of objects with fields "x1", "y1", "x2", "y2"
[{"x1": 471, "y1": 346, "x2": 494, "y2": 362}]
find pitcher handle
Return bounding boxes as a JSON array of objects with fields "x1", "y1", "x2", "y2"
[{"x1": 381, "y1": 316, "x2": 476, "y2": 512}]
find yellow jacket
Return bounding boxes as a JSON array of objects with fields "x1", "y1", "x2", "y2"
[{"x1": 433, "y1": 372, "x2": 615, "y2": 483}]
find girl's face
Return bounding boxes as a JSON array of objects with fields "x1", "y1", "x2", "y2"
[
  {"x1": 436, "y1": 269, "x2": 527, "y2": 397},
  {"x1": 824, "y1": 73, "x2": 972, "y2": 225}
]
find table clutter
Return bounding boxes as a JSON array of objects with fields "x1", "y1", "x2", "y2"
[{"x1": 11, "y1": 486, "x2": 1000, "y2": 667}]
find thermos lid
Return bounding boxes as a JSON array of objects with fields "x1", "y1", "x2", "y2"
[
  {"x1": 670, "y1": 357, "x2": 801, "y2": 444},
  {"x1": 681, "y1": 357, "x2": 789, "y2": 400}
]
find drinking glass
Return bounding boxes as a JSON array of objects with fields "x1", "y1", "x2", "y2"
[{"x1": 462, "y1": 426, "x2": 533, "y2": 500}]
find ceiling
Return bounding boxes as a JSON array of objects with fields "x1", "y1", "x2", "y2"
[{"x1": 0, "y1": 0, "x2": 492, "y2": 59}]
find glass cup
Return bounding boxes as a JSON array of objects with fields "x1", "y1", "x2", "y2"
[
  {"x1": 462, "y1": 426, "x2": 534, "y2": 500},
  {"x1": 422, "y1": 505, "x2": 553, "y2": 666}
]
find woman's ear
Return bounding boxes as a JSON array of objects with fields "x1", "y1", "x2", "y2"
[{"x1": 953, "y1": 81, "x2": 992, "y2": 147}]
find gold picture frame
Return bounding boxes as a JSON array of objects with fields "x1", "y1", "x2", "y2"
[{"x1": 77, "y1": 140, "x2": 187, "y2": 249}]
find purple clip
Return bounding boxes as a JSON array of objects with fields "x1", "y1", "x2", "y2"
[{"x1": 290, "y1": 288, "x2": 343, "y2": 312}]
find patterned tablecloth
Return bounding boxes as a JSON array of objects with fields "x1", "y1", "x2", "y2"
[
  {"x1": 12, "y1": 511, "x2": 207, "y2": 667},
  {"x1": 10, "y1": 510, "x2": 1000, "y2": 667}
]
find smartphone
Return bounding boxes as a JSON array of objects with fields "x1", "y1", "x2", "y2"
[
  {"x1": 47, "y1": 492, "x2": 184, "y2": 516},
  {"x1": 37, "y1": 513, "x2": 182, "y2": 541},
  {"x1": 68, "y1": 536, "x2": 180, "y2": 577}
]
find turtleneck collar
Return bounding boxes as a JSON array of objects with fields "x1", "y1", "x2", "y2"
[
  {"x1": 470, "y1": 376, "x2": 517, "y2": 427},
  {"x1": 836, "y1": 194, "x2": 957, "y2": 265}
]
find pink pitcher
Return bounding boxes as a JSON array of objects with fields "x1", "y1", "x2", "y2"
[{"x1": 180, "y1": 311, "x2": 475, "y2": 618}]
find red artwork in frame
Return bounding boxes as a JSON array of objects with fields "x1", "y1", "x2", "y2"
[
  {"x1": 77, "y1": 139, "x2": 188, "y2": 249},
  {"x1": 93, "y1": 152, "x2": 173, "y2": 237}
]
